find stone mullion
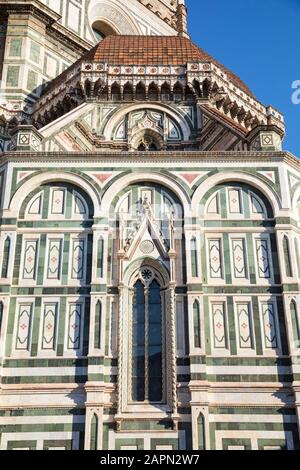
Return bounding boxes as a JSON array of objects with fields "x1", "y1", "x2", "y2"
[
  {"x1": 144, "y1": 287, "x2": 149, "y2": 402},
  {"x1": 117, "y1": 285, "x2": 124, "y2": 418},
  {"x1": 127, "y1": 288, "x2": 134, "y2": 407},
  {"x1": 161, "y1": 290, "x2": 167, "y2": 404},
  {"x1": 169, "y1": 284, "x2": 178, "y2": 419}
]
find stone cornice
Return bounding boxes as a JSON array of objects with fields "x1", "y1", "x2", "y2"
[{"x1": 0, "y1": 151, "x2": 300, "y2": 171}]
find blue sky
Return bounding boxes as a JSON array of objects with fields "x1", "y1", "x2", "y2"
[{"x1": 186, "y1": 0, "x2": 300, "y2": 157}]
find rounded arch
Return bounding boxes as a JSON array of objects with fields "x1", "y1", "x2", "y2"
[
  {"x1": 20, "y1": 182, "x2": 94, "y2": 221},
  {"x1": 88, "y1": 0, "x2": 140, "y2": 39},
  {"x1": 103, "y1": 103, "x2": 192, "y2": 141},
  {"x1": 8, "y1": 171, "x2": 101, "y2": 216},
  {"x1": 101, "y1": 172, "x2": 191, "y2": 217},
  {"x1": 192, "y1": 171, "x2": 282, "y2": 217}
]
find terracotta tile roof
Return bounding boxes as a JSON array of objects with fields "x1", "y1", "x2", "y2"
[{"x1": 83, "y1": 35, "x2": 254, "y2": 96}]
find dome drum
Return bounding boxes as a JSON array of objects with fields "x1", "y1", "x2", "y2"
[{"x1": 32, "y1": 36, "x2": 284, "y2": 140}]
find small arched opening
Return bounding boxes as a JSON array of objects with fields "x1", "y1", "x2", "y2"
[
  {"x1": 111, "y1": 82, "x2": 121, "y2": 102},
  {"x1": 123, "y1": 82, "x2": 134, "y2": 101},
  {"x1": 136, "y1": 82, "x2": 146, "y2": 101},
  {"x1": 92, "y1": 20, "x2": 117, "y2": 41},
  {"x1": 131, "y1": 129, "x2": 163, "y2": 152},
  {"x1": 148, "y1": 82, "x2": 159, "y2": 101}
]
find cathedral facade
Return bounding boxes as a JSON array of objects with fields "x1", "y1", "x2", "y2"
[{"x1": 0, "y1": 0, "x2": 300, "y2": 451}]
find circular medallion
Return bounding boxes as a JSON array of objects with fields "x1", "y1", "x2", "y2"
[
  {"x1": 140, "y1": 241, "x2": 155, "y2": 254},
  {"x1": 141, "y1": 267, "x2": 153, "y2": 281}
]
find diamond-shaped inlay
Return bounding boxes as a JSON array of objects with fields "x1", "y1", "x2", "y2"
[
  {"x1": 19, "y1": 134, "x2": 30, "y2": 145},
  {"x1": 262, "y1": 134, "x2": 273, "y2": 145}
]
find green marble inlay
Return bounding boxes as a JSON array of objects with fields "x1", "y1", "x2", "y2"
[{"x1": 6, "y1": 65, "x2": 20, "y2": 87}]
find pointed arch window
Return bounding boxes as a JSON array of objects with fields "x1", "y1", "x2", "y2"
[
  {"x1": 193, "y1": 300, "x2": 201, "y2": 348},
  {"x1": 191, "y1": 237, "x2": 199, "y2": 278},
  {"x1": 90, "y1": 414, "x2": 98, "y2": 451},
  {"x1": 197, "y1": 413, "x2": 206, "y2": 450},
  {"x1": 94, "y1": 300, "x2": 102, "y2": 350},
  {"x1": 97, "y1": 237, "x2": 104, "y2": 278},
  {"x1": 283, "y1": 235, "x2": 293, "y2": 278},
  {"x1": 131, "y1": 271, "x2": 163, "y2": 403},
  {"x1": 1, "y1": 236, "x2": 11, "y2": 278},
  {"x1": 291, "y1": 300, "x2": 300, "y2": 349}
]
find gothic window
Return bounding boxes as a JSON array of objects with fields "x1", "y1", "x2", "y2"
[
  {"x1": 197, "y1": 413, "x2": 206, "y2": 450},
  {"x1": 94, "y1": 300, "x2": 102, "y2": 349},
  {"x1": 90, "y1": 414, "x2": 98, "y2": 451},
  {"x1": 191, "y1": 237, "x2": 198, "y2": 278},
  {"x1": 283, "y1": 235, "x2": 293, "y2": 278},
  {"x1": 97, "y1": 237, "x2": 104, "y2": 278},
  {"x1": 1, "y1": 236, "x2": 11, "y2": 278},
  {"x1": 290, "y1": 300, "x2": 300, "y2": 349},
  {"x1": 131, "y1": 271, "x2": 163, "y2": 403},
  {"x1": 193, "y1": 300, "x2": 201, "y2": 348},
  {"x1": 136, "y1": 135, "x2": 159, "y2": 151}
]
